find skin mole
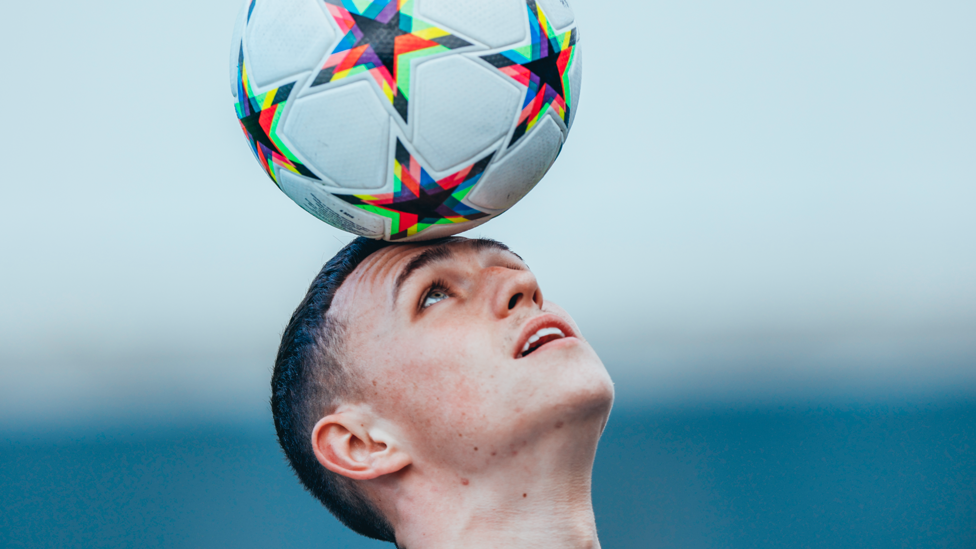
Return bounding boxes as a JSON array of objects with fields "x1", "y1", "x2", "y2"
[
  {"x1": 555, "y1": 421, "x2": 564, "y2": 429},
  {"x1": 461, "y1": 478, "x2": 470, "y2": 486}
]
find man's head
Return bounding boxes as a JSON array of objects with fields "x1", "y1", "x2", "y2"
[{"x1": 271, "y1": 237, "x2": 614, "y2": 543}]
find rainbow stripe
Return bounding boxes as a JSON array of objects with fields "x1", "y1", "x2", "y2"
[
  {"x1": 235, "y1": 41, "x2": 319, "y2": 185},
  {"x1": 337, "y1": 141, "x2": 492, "y2": 240},
  {"x1": 313, "y1": 0, "x2": 472, "y2": 123},
  {"x1": 482, "y1": 0, "x2": 578, "y2": 147}
]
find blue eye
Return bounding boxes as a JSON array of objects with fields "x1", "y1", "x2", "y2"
[{"x1": 422, "y1": 289, "x2": 449, "y2": 309}]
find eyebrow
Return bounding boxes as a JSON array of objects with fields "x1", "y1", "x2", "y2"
[{"x1": 392, "y1": 238, "x2": 522, "y2": 305}]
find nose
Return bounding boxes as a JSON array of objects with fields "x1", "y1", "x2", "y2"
[{"x1": 489, "y1": 267, "x2": 543, "y2": 319}]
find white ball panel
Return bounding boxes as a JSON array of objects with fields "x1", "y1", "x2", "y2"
[
  {"x1": 417, "y1": 0, "x2": 525, "y2": 48},
  {"x1": 282, "y1": 81, "x2": 391, "y2": 190},
  {"x1": 244, "y1": 0, "x2": 335, "y2": 89},
  {"x1": 567, "y1": 41, "x2": 582, "y2": 131},
  {"x1": 413, "y1": 57, "x2": 521, "y2": 172},
  {"x1": 229, "y1": 0, "x2": 249, "y2": 98},
  {"x1": 536, "y1": 0, "x2": 575, "y2": 31},
  {"x1": 467, "y1": 115, "x2": 563, "y2": 211},
  {"x1": 277, "y1": 170, "x2": 387, "y2": 238}
]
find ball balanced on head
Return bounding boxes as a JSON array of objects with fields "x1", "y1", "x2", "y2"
[{"x1": 231, "y1": 0, "x2": 582, "y2": 241}]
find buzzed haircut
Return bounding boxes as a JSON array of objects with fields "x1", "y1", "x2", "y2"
[
  {"x1": 271, "y1": 235, "x2": 516, "y2": 542},
  {"x1": 271, "y1": 236, "x2": 394, "y2": 541}
]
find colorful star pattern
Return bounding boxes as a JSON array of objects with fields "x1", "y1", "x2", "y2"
[
  {"x1": 312, "y1": 0, "x2": 472, "y2": 123},
  {"x1": 235, "y1": 42, "x2": 321, "y2": 185},
  {"x1": 482, "y1": 0, "x2": 577, "y2": 147},
  {"x1": 337, "y1": 141, "x2": 493, "y2": 240}
]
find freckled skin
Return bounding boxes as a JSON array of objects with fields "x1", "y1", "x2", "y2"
[{"x1": 315, "y1": 239, "x2": 614, "y2": 549}]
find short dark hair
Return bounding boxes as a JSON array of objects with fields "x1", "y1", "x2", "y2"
[
  {"x1": 271, "y1": 236, "x2": 395, "y2": 542},
  {"x1": 271, "y1": 235, "x2": 511, "y2": 541}
]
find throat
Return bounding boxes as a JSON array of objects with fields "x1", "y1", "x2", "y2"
[{"x1": 391, "y1": 423, "x2": 606, "y2": 549}]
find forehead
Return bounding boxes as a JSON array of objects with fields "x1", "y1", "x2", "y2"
[{"x1": 330, "y1": 238, "x2": 518, "y2": 316}]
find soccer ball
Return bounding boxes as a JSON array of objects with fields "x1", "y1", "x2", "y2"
[{"x1": 231, "y1": 0, "x2": 582, "y2": 241}]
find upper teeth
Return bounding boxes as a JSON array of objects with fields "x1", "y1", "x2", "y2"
[{"x1": 522, "y1": 327, "x2": 565, "y2": 353}]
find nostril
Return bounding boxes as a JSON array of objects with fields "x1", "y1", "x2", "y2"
[
  {"x1": 532, "y1": 290, "x2": 543, "y2": 307},
  {"x1": 508, "y1": 293, "x2": 522, "y2": 310}
]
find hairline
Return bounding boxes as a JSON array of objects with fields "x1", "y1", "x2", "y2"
[{"x1": 274, "y1": 236, "x2": 522, "y2": 541}]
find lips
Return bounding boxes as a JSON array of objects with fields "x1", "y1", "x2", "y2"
[{"x1": 514, "y1": 314, "x2": 577, "y2": 359}]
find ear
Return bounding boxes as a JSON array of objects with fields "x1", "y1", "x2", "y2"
[{"x1": 311, "y1": 411, "x2": 411, "y2": 481}]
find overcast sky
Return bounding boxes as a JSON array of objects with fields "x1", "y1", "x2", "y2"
[{"x1": 1, "y1": 0, "x2": 973, "y2": 424}]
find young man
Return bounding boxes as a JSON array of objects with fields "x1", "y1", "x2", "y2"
[{"x1": 272, "y1": 236, "x2": 614, "y2": 548}]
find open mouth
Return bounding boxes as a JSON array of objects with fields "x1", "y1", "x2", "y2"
[
  {"x1": 519, "y1": 327, "x2": 566, "y2": 358},
  {"x1": 514, "y1": 313, "x2": 577, "y2": 359},
  {"x1": 514, "y1": 314, "x2": 576, "y2": 359}
]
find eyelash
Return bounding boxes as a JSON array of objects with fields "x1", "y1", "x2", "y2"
[
  {"x1": 420, "y1": 279, "x2": 451, "y2": 310},
  {"x1": 417, "y1": 264, "x2": 524, "y2": 311}
]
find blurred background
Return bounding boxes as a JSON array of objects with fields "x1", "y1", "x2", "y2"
[{"x1": 1, "y1": 0, "x2": 973, "y2": 547}]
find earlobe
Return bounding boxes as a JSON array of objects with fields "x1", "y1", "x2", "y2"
[{"x1": 311, "y1": 413, "x2": 411, "y2": 481}]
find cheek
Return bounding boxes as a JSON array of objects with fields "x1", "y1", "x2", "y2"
[
  {"x1": 382, "y1": 328, "x2": 502, "y2": 439},
  {"x1": 380, "y1": 330, "x2": 476, "y2": 400}
]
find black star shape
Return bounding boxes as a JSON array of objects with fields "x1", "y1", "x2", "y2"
[
  {"x1": 336, "y1": 140, "x2": 493, "y2": 240},
  {"x1": 313, "y1": 1, "x2": 472, "y2": 123},
  {"x1": 237, "y1": 80, "x2": 319, "y2": 180},
  {"x1": 522, "y1": 50, "x2": 566, "y2": 103},
  {"x1": 390, "y1": 185, "x2": 454, "y2": 217},
  {"x1": 346, "y1": 12, "x2": 405, "y2": 83},
  {"x1": 480, "y1": 1, "x2": 578, "y2": 147}
]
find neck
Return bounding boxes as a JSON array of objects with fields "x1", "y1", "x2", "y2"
[{"x1": 381, "y1": 419, "x2": 605, "y2": 549}]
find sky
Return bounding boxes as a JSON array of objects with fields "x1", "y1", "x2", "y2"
[{"x1": 1, "y1": 0, "x2": 974, "y2": 425}]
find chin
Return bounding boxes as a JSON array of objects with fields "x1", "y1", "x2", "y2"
[{"x1": 535, "y1": 340, "x2": 615, "y2": 424}]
